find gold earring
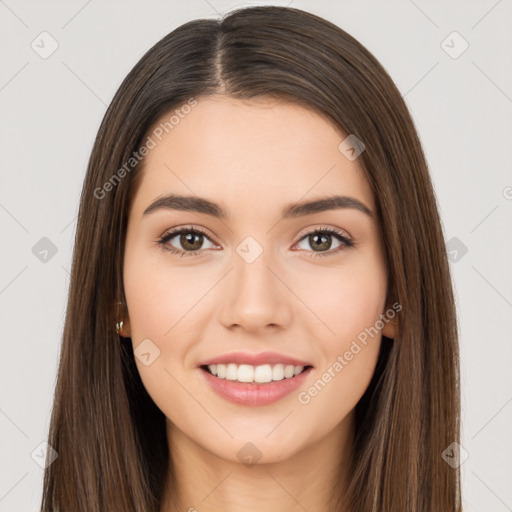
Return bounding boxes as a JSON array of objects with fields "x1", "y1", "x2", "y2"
[{"x1": 116, "y1": 320, "x2": 124, "y2": 335}]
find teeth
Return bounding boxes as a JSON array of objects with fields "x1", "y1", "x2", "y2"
[{"x1": 206, "y1": 363, "x2": 306, "y2": 383}]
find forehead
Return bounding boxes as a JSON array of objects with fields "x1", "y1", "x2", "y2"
[{"x1": 131, "y1": 95, "x2": 375, "y2": 218}]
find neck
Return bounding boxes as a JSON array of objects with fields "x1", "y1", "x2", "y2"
[{"x1": 160, "y1": 411, "x2": 355, "y2": 512}]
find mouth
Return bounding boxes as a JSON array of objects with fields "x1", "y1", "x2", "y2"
[{"x1": 200, "y1": 363, "x2": 314, "y2": 384}]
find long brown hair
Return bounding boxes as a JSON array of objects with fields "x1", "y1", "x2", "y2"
[{"x1": 40, "y1": 6, "x2": 462, "y2": 511}]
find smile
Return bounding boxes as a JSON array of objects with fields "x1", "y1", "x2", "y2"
[
  {"x1": 199, "y1": 364, "x2": 314, "y2": 406},
  {"x1": 204, "y1": 363, "x2": 311, "y2": 383}
]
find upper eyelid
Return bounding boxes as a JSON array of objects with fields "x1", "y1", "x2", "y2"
[{"x1": 296, "y1": 224, "x2": 351, "y2": 241}]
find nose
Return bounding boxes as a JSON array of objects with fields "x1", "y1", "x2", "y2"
[{"x1": 219, "y1": 246, "x2": 292, "y2": 334}]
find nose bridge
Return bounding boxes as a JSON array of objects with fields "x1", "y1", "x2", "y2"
[
  {"x1": 234, "y1": 238, "x2": 279, "y2": 304},
  {"x1": 235, "y1": 239, "x2": 274, "y2": 293},
  {"x1": 219, "y1": 237, "x2": 291, "y2": 330}
]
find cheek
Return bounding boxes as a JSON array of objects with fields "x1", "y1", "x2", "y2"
[
  {"x1": 123, "y1": 242, "x2": 196, "y2": 339},
  {"x1": 296, "y1": 257, "x2": 387, "y2": 416},
  {"x1": 123, "y1": 245, "x2": 211, "y2": 403},
  {"x1": 304, "y1": 259, "x2": 388, "y2": 345},
  {"x1": 123, "y1": 249, "x2": 193, "y2": 415},
  {"x1": 298, "y1": 254, "x2": 387, "y2": 392}
]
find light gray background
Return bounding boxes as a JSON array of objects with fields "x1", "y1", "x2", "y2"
[{"x1": 1, "y1": 1, "x2": 511, "y2": 510}]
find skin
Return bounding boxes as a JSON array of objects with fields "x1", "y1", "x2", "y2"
[{"x1": 121, "y1": 95, "x2": 397, "y2": 512}]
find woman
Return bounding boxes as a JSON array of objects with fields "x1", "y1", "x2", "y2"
[{"x1": 40, "y1": 5, "x2": 462, "y2": 511}]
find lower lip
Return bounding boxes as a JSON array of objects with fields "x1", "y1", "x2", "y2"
[{"x1": 199, "y1": 366, "x2": 313, "y2": 406}]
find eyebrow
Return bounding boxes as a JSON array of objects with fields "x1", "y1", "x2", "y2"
[{"x1": 142, "y1": 194, "x2": 374, "y2": 220}]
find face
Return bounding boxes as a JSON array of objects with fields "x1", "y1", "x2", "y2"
[{"x1": 122, "y1": 94, "x2": 396, "y2": 464}]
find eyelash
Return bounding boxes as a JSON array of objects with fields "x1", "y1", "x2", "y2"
[{"x1": 156, "y1": 225, "x2": 355, "y2": 259}]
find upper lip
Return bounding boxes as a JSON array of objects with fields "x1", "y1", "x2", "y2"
[{"x1": 198, "y1": 351, "x2": 313, "y2": 368}]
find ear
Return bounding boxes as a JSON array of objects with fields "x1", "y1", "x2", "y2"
[
  {"x1": 381, "y1": 302, "x2": 399, "y2": 340},
  {"x1": 120, "y1": 317, "x2": 132, "y2": 338},
  {"x1": 381, "y1": 317, "x2": 397, "y2": 339},
  {"x1": 115, "y1": 300, "x2": 132, "y2": 338}
]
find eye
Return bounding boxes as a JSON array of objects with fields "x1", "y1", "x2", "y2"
[
  {"x1": 294, "y1": 226, "x2": 354, "y2": 258},
  {"x1": 156, "y1": 226, "x2": 218, "y2": 257},
  {"x1": 156, "y1": 225, "x2": 355, "y2": 258}
]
